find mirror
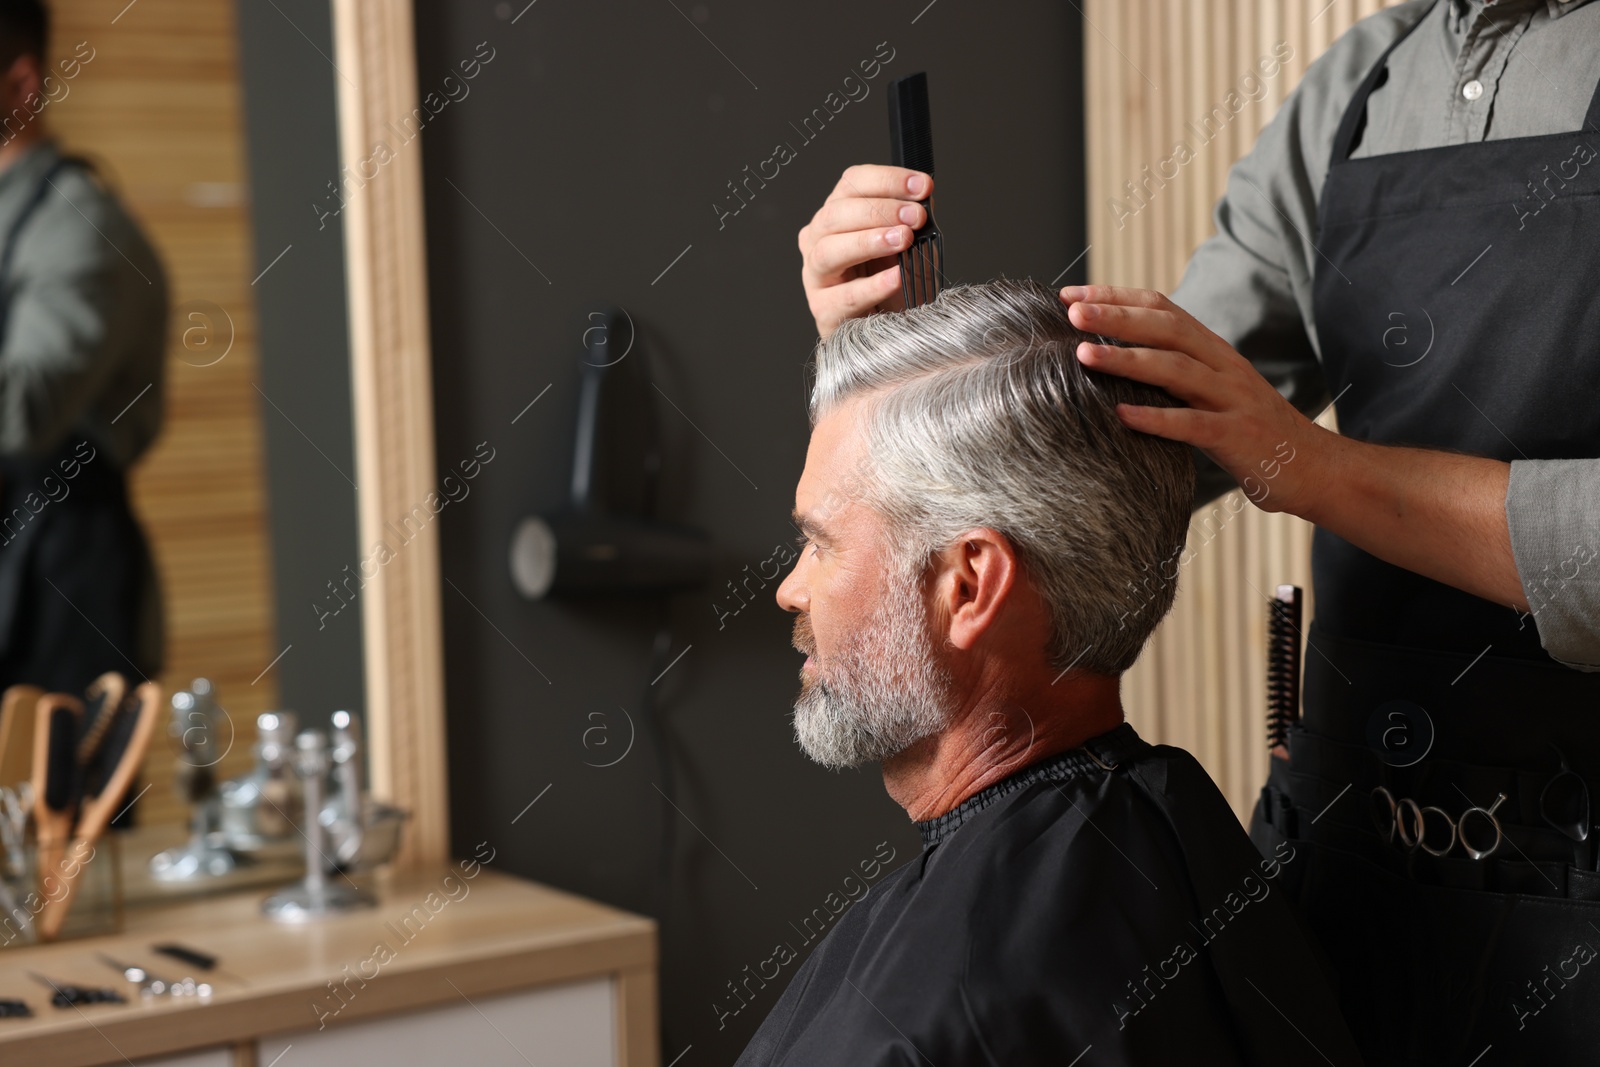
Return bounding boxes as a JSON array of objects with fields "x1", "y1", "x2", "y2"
[{"x1": 0, "y1": 0, "x2": 383, "y2": 910}]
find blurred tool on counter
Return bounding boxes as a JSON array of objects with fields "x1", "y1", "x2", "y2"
[
  {"x1": 151, "y1": 940, "x2": 248, "y2": 987},
  {"x1": 324, "y1": 710, "x2": 407, "y2": 872},
  {"x1": 97, "y1": 952, "x2": 211, "y2": 998},
  {"x1": 0, "y1": 997, "x2": 28, "y2": 1017},
  {"x1": 148, "y1": 679, "x2": 236, "y2": 881},
  {"x1": 219, "y1": 711, "x2": 299, "y2": 851},
  {"x1": 38, "y1": 682, "x2": 162, "y2": 940},
  {"x1": 262, "y1": 729, "x2": 376, "y2": 921},
  {"x1": 29, "y1": 972, "x2": 124, "y2": 1008}
]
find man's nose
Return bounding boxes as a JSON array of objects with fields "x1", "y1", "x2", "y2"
[{"x1": 776, "y1": 560, "x2": 806, "y2": 613}]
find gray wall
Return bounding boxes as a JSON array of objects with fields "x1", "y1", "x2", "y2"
[
  {"x1": 413, "y1": 2, "x2": 1087, "y2": 1062},
  {"x1": 235, "y1": 0, "x2": 366, "y2": 727}
]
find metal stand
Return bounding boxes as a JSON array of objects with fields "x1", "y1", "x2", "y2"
[
  {"x1": 147, "y1": 828, "x2": 236, "y2": 882},
  {"x1": 150, "y1": 683, "x2": 237, "y2": 882},
  {"x1": 262, "y1": 730, "x2": 375, "y2": 922}
]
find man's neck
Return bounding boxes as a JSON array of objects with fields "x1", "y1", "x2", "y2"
[{"x1": 880, "y1": 670, "x2": 1125, "y2": 822}]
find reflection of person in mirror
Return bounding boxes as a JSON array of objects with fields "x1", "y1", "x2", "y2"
[{"x1": 0, "y1": 1, "x2": 167, "y2": 693}]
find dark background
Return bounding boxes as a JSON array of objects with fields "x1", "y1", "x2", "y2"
[{"x1": 243, "y1": 1, "x2": 1086, "y2": 1061}]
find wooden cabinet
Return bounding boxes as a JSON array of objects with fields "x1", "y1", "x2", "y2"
[
  {"x1": 260, "y1": 978, "x2": 614, "y2": 1067},
  {"x1": 0, "y1": 870, "x2": 657, "y2": 1067},
  {"x1": 129, "y1": 1052, "x2": 232, "y2": 1067}
]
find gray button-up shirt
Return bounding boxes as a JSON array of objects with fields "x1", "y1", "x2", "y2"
[
  {"x1": 0, "y1": 137, "x2": 166, "y2": 470},
  {"x1": 1168, "y1": 0, "x2": 1600, "y2": 669}
]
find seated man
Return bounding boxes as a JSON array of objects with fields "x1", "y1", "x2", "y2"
[{"x1": 742, "y1": 279, "x2": 1361, "y2": 1066}]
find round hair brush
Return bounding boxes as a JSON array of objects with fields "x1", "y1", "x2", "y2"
[{"x1": 1266, "y1": 585, "x2": 1303, "y2": 757}]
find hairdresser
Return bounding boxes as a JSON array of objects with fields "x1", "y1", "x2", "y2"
[
  {"x1": 0, "y1": 0, "x2": 167, "y2": 693},
  {"x1": 796, "y1": 2, "x2": 1600, "y2": 1063}
]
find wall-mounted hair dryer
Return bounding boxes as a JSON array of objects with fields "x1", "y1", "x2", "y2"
[{"x1": 510, "y1": 308, "x2": 712, "y2": 599}]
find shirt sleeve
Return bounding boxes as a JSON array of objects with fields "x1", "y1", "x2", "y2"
[
  {"x1": 0, "y1": 171, "x2": 145, "y2": 459},
  {"x1": 1167, "y1": 3, "x2": 1431, "y2": 508},
  {"x1": 1506, "y1": 460, "x2": 1600, "y2": 670},
  {"x1": 1168, "y1": 102, "x2": 1329, "y2": 508}
]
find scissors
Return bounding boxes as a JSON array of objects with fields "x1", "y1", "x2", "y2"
[{"x1": 1371, "y1": 786, "x2": 1506, "y2": 860}]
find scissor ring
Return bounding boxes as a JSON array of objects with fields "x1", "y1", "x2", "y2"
[
  {"x1": 1371, "y1": 786, "x2": 1398, "y2": 844},
  {"x1": 1459, "y1": 792, "x2": 1507, "y2": 861},
  {"x1": 1417, "y1": 806, "x2": 1458, "y2": 857},
  {"x1": 1396, "y1": 797, "x2": 1424, "y2": 850}
]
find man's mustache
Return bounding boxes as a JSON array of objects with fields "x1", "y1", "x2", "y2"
[{"x1": 792, "y1": 613, "x2": 815, "y2": 656}]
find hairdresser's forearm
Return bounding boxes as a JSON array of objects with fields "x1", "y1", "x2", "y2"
[{"x1": 1296, "y1": 427, "x2": 1526, "y2": 610}]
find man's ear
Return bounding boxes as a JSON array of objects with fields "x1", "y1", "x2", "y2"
[{"x1": 931, "y1": 527, "x2": 1018, "y2": 652}]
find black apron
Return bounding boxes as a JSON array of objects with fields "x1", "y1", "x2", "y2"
[
  {"x1": 1250, "y1": 4, "x2": 1600, "y2": 1063},
  {"x1": 0, "y1": 155, "x2": 161, "y2": 695}
]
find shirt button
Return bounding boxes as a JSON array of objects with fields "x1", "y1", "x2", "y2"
[{"x1": 1462, "y1": 79, "x2": 1484, "y2": 101}]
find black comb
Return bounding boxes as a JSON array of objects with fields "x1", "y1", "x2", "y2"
[
  {"x1": 888, "y1": 72, "x2": 943, "y2": 308},
  {"x1": 152, "y1": 942, "x2": 217, "y2": 970},
  {"x1": 1266, "y1": 585, "x2": 1303, "y2": 752}
]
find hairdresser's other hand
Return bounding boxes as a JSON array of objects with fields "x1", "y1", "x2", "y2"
[
  {"x1": 1062, "y1": 285, "x2": 1330, "y2": 517},
  {"x1": 799, "y1": 165, "x2": 932, "y2": 339}
]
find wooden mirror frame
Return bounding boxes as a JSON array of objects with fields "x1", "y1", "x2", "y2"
[{"x1": 330, "y1": 0, "x2": 449, "y2": 873}]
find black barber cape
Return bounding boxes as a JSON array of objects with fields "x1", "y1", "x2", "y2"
[{"x1": 733, "y1": 724, "x2": 1363, "y2": 1066}]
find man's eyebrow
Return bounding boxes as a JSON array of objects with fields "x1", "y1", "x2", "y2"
[{"x1": 792, "y1": 508, "x2": 828, "y2": 539}]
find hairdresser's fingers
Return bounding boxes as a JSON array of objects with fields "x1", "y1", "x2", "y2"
[
  {"x1": 1112, "y1": 403, "x2": 1227, "y2": 450},
  {"x1": 1073, "y1": 342, "x2": 1227, "y2": 405},
  {"x1": 1064, "y1": 289, "x2": 1242, "y2": 373},
  {"x1": 802, "y1": 222, "x2": 913, "y2": 285},
  {"x1": 826, "y1": 164, "x2": 933, "y2": 205},
  {"x1": 1060, "y1": 284, "x2": 1168, "y2": 310},
  {"x1": 806, "y1": 196, "x2": 928, "y2": 245},
  {"x1": 1068, "y1": 302, "x2": 1234, "y2": 373},
  {"x1": 807, "y1": 263, "x2": 902, "y2": 339}
]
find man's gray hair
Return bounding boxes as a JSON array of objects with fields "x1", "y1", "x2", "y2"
[{"x1": 810, "y1": 278, "x2": 1195, "y2": 675}]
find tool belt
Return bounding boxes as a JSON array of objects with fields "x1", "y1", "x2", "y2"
[{"x1": 1250, "y1": 623, "x2": 1600, "y2": 1066}]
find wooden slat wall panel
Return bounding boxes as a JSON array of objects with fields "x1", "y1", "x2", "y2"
[
  {"x1": 1084, "y1": 0, "x2": 1406, "y2": 820},
  {"x1": 49, "y1": 0, "x2": 275, "y2": 827}
]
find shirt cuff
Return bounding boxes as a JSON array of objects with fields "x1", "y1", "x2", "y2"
[{"x1": 1506, "y1": 458, "x2": 1600, "y2": 671}]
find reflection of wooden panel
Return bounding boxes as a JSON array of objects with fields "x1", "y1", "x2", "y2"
[
  {"x1": 49, "y1": 0, "x2": 275, "y2": 828},
  {"x1": 1085, "y1": 0, "x2": 1403, "y2": 821}
]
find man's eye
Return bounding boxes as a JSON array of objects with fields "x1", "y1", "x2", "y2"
[{"x1": 794, "y1": 532, "x2": 821, "y2": 558}]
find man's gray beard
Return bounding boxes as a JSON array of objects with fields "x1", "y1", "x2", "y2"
[{"x1": 791, "y1": 554, "x2": 955, "y2": 770}]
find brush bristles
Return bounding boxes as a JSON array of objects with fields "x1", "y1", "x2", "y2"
[
  {"x1": 1265, "y1": 589, "x2": 1302, "y2": 748},
  {"x1": 43, "y1": 707, "x2": 75, "y2": 811}
]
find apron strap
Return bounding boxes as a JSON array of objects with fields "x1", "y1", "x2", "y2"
[
  {"x1": 1330, "y1": 0, "x2": 1440, "y2": 164},
  {"x1": 1586, "y1": 49, "x2": 1600, "y2": 134}
]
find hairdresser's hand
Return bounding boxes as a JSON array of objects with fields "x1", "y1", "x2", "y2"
[
  {"x1": 1062, "y1": 285, "x2": 1332, "y2": 517},
  {"x1": 798, "y1": 165, "x2": 933, "y2": 339}
]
